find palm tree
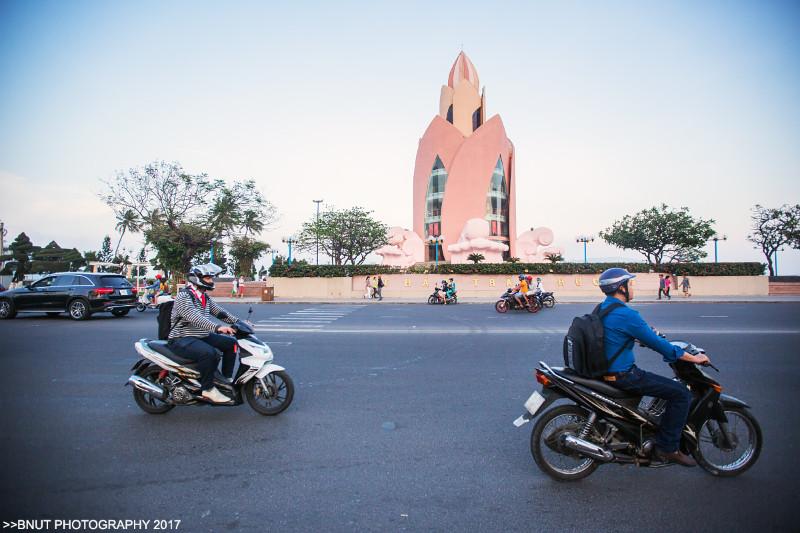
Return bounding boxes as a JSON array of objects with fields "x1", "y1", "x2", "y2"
[
  {"x1": 113, "y1": 209, "x2": 141, "y2": 259},
  {"x1": 241, "y1": 209, "x2": 264, "y2": 237}
]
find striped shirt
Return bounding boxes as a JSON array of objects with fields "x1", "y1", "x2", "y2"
[{"x1": 168, "y1": 288, "x2": 238, "y2": 339}]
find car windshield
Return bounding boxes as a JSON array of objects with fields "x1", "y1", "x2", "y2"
[{"x1": 99, "y1": 276, "x2": 132, "y2": 288}]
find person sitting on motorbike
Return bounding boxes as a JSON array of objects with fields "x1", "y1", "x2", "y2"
[
  {"x1": 167, "y1": 263, "x2": 243, "y2": 404},
  {"x1": 534, "y1": 277, "x2": 545, "y2": 294},
  {"x1": 597, "y1": 267, "x2": 710, "y2": 467},
  {"x1": 446, "y1": 277, "x2": 457, "y2": 302},
  {"x1": 513, "y1": 274, "x2": 529, "y2": 308}
]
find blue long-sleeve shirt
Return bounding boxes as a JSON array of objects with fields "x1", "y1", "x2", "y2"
[{"x1": 599, "y1": 296, "x2": 684, "y2": 372}]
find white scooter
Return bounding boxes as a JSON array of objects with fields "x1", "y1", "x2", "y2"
[{"x1": 127, "y1": 319, "x2": 294, "y2": 415}]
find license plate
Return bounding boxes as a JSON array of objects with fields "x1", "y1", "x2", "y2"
[
  {"x1": 120, "y1": 289, "x2": 129, "y2": 295},
  {"x1": 524, "y1": 390, "x2": 546, "y2": 416}
]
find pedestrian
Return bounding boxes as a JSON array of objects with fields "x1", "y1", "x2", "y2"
[
  {"x1": 238, "y1": 275, "x2": 245, "y2": 298},
  {"x1": 371, "y1": 276, "x2": 378, "y2": 299},
  {"x1": 681, "y1": 275, "x2": 691, "y2": 297},
  {"x1": 376, "y1": 275, "x2": 384, "y2": 301},
  {"x1": 658, "y1": 274, "x2": 665, "y2": 300},
  {"x1": 231, "y1": 276, "x2": 238, "y2": 298},
  {"x1": 364, "y1": 276, "x2": 372, "y2": 299},
  {"x1": 664, "y1": 274, "x2": 672, "y2": 300}
]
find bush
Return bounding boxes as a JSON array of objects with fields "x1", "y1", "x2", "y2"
[{"x1": 268, "y1": 262, "x2": 765, "y2": 277}]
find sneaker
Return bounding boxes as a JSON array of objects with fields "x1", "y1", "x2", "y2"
[
  {"x1": 201, "y1": 387, "x2": 231, "y2": 404},
  {"x1": 654, "y1": 448, "x2": 696, "y2": 467}
]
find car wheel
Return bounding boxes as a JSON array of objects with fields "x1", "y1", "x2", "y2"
[
  {"x1": 68, "y1": 299, "x2": 91, "y2": 321},
  {"x1": 0, "y1": 299, "x2": 16, "y2": 319},
  {"x1": 111, "y1": 308, "x2": 130, "y2": 317}
]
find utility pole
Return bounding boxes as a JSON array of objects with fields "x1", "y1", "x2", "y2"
[
  {"x1": 576, "y1": 235, "x2": 594, "y2": 264},
  {"x1": 710, "y1": 235, "x2": 727, "y2": 263},
  {"x1": 313, "y1": 199, "x2": 323, "y2": 265}
]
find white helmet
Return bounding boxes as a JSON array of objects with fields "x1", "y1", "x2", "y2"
[{"x1": 187, "y1": 263, "x2": 223, "y2": 290}]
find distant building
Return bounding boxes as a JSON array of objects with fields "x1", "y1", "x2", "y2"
[{"x1": 412, "y1": 52, "x2": 516, "y2": 261}]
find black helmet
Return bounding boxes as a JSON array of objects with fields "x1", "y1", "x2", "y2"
[{"x1": 187, "y1": 263, "x2": 222, "y2": 290}]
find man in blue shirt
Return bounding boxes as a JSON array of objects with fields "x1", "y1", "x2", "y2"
[{"x1": 597, "y1": 268, "x2": 710, "y2": 467}]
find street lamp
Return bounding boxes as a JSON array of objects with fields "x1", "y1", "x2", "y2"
[
  {"x1": 281, "y1": 237, "x2": 295, "y2": 265},
  {"x1": 576, "y1": 235, "x2": 594, "y2": 264},
  {"x1": 313, "y1": 199, "x2": 323, "y2": 266},
  {"x1": 426, "y1": 236, "x2": 445, "y2": 271},
  {"x1": 774, "y1": 247, "x2": 785, "y2": 276},
  {"x1": 268, "y1": 249, "x2": 278, "y2": 266},
  {"x1": 710, "y1": 235, "x2": 727, "y2": 263}
]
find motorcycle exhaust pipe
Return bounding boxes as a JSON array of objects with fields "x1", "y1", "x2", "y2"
[
  {"x1": 561, "y1": 434, "x2": 614, "y2": 462},
  {"x1": 128, "y1": 375, "x2": 167, "y2": 400}
]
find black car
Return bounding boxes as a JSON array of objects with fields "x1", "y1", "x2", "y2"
[{"x1": 0, "y1": 272, "x2": 138, "y2": 320}]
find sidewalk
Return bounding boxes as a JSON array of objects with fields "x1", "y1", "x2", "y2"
[{"x1": 214, "y1": 295, "x2": 800, "y2": 304}]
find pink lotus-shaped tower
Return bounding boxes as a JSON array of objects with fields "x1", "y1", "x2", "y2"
[{"x1": 412, "y1": 52, "x2": 516, "y2": 263}]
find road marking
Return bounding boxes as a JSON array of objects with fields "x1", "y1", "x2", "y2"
[
  {"x1": 250, "y1": 327, "x2": 800, "y2": 335},
  {"x1": 258, "y1": 317, "x2": 336, "y2": 321},
  {"x1": 700, "y1": 315, "x2": 729, "y2": 318}
]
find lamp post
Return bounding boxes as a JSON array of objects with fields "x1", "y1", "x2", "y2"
[
  {"x1": 427, "y1": 236, "x2": 444, "y2": 271},
  {"x1": 576, "y1": 235, "x2": 594, "y2": 265},
  {"x1": 774, "y1": 247, "x2": 784, "y2": 276},
  {"x1": 281, "y1": 237, "x2": 295, "y2": 265},
  {"x1": 313, "y1": 199, "x2": 323, "y2": 265},
  {"x1": 711, "y1": 235, "x2": 727, "y2": 263},
  {"x1": 268, "y1": 249, "x2": 278, "y2": 266}
]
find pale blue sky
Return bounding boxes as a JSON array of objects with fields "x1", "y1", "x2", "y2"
[{"x1": 1, "y1": 0, "x2": 798, "y2": 272}]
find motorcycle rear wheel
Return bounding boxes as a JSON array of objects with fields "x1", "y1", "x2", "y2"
[
  {"x1": 132, "y1": 366, "x2": 174, "y2": 415},
  {"x1": 692, "y1": 407, "x2": 762, "y2": 477},
  {"x1": 543, "y1": 296, "x2": 555, "y2": 308},
  {"x1": 245, "y1": 371, "x2": 294, "y2": 416},
  {"x1": 531, "y1": 405, "x2": 599, "y2": 481},
  {"x1": 495, "y1": 300, "x2": 508, "y2": 313},
  {"x1": 136, "y1": 303, "x2": 146, "y2": 312}
]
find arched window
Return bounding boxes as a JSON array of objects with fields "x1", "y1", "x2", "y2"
[
  {"x1": 472, "y1": 107, "x2": 482, "y2": 131},
  {"x1": 485, "y1": 157, "x2": 508, "y2": 239},
  {"x1": 424, "y1": 156, "x2": 447, "y2": 240},
  {"x1": 446, "y1": 105, "x2": 453, "y2": 124}
]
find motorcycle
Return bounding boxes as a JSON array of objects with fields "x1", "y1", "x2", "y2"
[
  {"x1": 513, "y1": 340, "x2": 762, "y2": 480},
  {"x1": 495, "y1": 288, "x2": 540, "y2": 313},
  {"x1": 533, "y1": 291, "x2": 556, "y2": 309},
  {"x1": 427, "y1": 287, "x2": 458, "y2": 305},
  {"x1": 136, "y1": 291, "x2": 170, "y2": 312},
  {"x1": 127, "y1": 319, "x2": 294, "y2": 416}
]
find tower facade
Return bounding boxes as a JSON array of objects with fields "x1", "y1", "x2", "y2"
[{"x1": 412, "y1": 52, "x2": 516, "y2": 262}]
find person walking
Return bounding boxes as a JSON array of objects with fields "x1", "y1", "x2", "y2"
[
  {"x1": 657, "y1": 274, "x2": 665, "y2": 300},
  {"x1": 364, "y1": 276, "x2": 372, "y2": 299},
  {"x1": 681, "y1": 275, "x2": 691, "y2": 297},
  {"x1": 231, "y1": 276, "x2": 239, "y2": 298},
  {"x1": 664, "y1": 274, "x2": 672, "y2": 300},
  {"x1": 376, "y1": 275, "x2": 384, "y2": 301},
  {"x1": 371, "y1": 276, "x2": 378, "y2": 299},
  {"x1": 237, "y1": 275, "x2": 245, "y2": 298}
]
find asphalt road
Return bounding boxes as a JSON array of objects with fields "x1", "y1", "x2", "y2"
[{"x1": 1, "y1": 301, "x2": 798, "y2": 532}]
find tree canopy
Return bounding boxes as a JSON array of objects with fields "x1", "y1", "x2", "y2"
[
  {"x1": 747, "y1": 204, "x2": 800, "y2": 276},
  {"x1": 600, "y1": 204, "x2": 715, "y2": 266},
  {"x1": 296, "y1": 206, "x2": 388, "y2": 266}
]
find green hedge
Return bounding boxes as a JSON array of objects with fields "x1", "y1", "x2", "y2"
[{"x1": 269, "y1": 262, "x2": 765, "y2": 277}]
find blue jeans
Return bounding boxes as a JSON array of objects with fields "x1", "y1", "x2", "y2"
[
  {"x1": 613, "y1": 366, "x2": 692, "y2": 453},
  {"x1": 168, "y1": 333, "x2": 237, "y2": 390}
]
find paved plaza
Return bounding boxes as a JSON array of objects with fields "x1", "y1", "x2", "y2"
[{"x1": 0, "y1": 302, "x2": 798, "y2": 531}]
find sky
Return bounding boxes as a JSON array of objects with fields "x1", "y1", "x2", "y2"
[{"x1": 1, "y1": 0, "x2": 799, "y2": 273}]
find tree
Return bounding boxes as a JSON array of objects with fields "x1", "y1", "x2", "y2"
[
  {"x1": 228, "y1": 236, "x2": 270, "y2": 278},
  {"x1": 100, "y1": 161, "x2": 277, "y2": 275},
  {"x1": 0, "y1": 232, "x2": 38, "y2": 279},
  {"x1": 544, "y1": 252, "x2": 564, "y2": 264},
  {"x1": 747, "y1": 204, "x2": 800, "y2": 276},
  {"x1": 137, "y1": 247, "x2": 148, "y2": 277},
  {"x1": 98, "y1": 236, "x2": 113, "y2": 264},
  {"x1": 505, "y1": 256, "x2": 520, "y2": 264},
  {"x1": 31, "y1": 241, "x2": 85, "y2": 273},
  {"x1": 296, "y1": 207, "x2": 388, "y2": 266},
  {"x1": 600, "y1": 204, "x2": 715, "y2": 267},
  {"x1": 467, "y1": 253, "x2": 485, "y2": 264},
  {"x1": 113, "y1": 209, "x2": 141, "y2": 259}
]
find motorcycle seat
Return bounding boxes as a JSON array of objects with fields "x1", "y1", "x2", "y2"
[
  {"x1": 552, "y1": 367, "x2": 637, "y2": 399},
  {"x1": 146, "y1": 340, "x2": 198, "y2": 365}
]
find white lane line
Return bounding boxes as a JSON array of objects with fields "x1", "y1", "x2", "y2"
[
  {"x1": 700, "y1": 316, "x2": 729, "y2": 318},
  {"x1": 256, "y1": 325, "x2": 323, "y2": 329},
  {"x1": 259, "y1": 317, "x2": 336, "y2": 321},
  {"x1": 252, "y1": 327, "x2": 800, "y2": 335}
]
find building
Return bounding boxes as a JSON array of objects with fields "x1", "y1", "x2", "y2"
[{"x1": 412, "y1": 52, "x2": 516, "y2": 262}]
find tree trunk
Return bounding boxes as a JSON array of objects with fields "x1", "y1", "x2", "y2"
[{"x1": 113, "y1": 229, "x2": 126, "y2": 261}]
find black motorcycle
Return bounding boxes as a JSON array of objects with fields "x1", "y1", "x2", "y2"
[
  {"x1": 428, "y1": 287, "x2": 457, "y2": 305},
  {"x1": 513, "y1": 341, "x2": 762, "y2": 480},
  {"x1": 533, "y1": 291, "x2": 556, "y2": 309},
  {"x1": 495, "y1": 288, "x2": 540, "y2": 313}
]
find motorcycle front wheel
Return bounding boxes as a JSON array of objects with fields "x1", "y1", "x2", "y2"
[
  {"x1": 427, "y1": 296, "x2": 437, "y2": 305},
  {"x1": 245, "y1": 371, "x2": 294, "y2": 416},
  {"x1": 136, "y1": 303, "x2": 146, "y2": 312},
  {"x1": 495, "y1": 300, "x2": 509, "y2": 313},
  {"x1": 692, "y1": 407, "x2": 762, "y2": 477},
  {"x1": 531, "y1": 405, "x2": 599, "y2": 481}
]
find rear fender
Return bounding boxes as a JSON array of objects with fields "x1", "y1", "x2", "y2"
[
  {"x1": 130, "y1": 359, "x2": 151, "y2": 374},
  {"x1": 513, "y1": 388, "x2": 564, "y2": 427}
]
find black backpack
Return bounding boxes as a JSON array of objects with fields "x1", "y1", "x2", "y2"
[
  {"x1": 156, "y1": 289, "x2": 199, "y2": 340},
  {"x1": 563, "y1": 301, "x2": 630, "y2": 378}
]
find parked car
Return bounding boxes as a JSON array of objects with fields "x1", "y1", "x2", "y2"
[{"x1": 0, "y1": 272, "x2": 137, "y2": 320}]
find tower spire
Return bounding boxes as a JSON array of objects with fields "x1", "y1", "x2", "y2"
[{"x1": 447, "y1": 51, "x2": 479, "y2": 90}]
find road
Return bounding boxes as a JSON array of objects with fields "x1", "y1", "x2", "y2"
[{"x1": 1, "y1": 302, "x2": 798, "y2": 532}]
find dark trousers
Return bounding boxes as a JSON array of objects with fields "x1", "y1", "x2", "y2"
[
  {"x1": 613, "y1": 366, "x2": 692, "y2": 453},
  {"x1": 168, "y1": 333, "x2": 237, "y2": 390},
  {"x1": 658, "y1": 288, "x2": 664, "y2": 299}
]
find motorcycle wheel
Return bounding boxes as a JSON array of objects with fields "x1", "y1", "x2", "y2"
[
  {"x1": 527, "y1": 300, "x2": 541, "y2": 313},
  {"x1": 136, "y1": 303, "x2": 146, "y2": 312},
  {"x1": 427, "y1": 296, "x2": 437, "y2": 305},
  {"x1": 132, "y1": 366, "x2": 174, "y2": 415},
  {"x1": 531, "y1": 404, "x2": 599, "y2": 481},
  {"x1": 692, "y1": 407, "x2": 762, "y2": 477},
  {"x1": 245, "y1": 371, "x2": 294, "y2": 416},
  {"x1": 495, "y1": 300, "x2": 509, "y2": 313},
  {"x1": 543, "y1": 296, "x2": 555, "y2": 308}
]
